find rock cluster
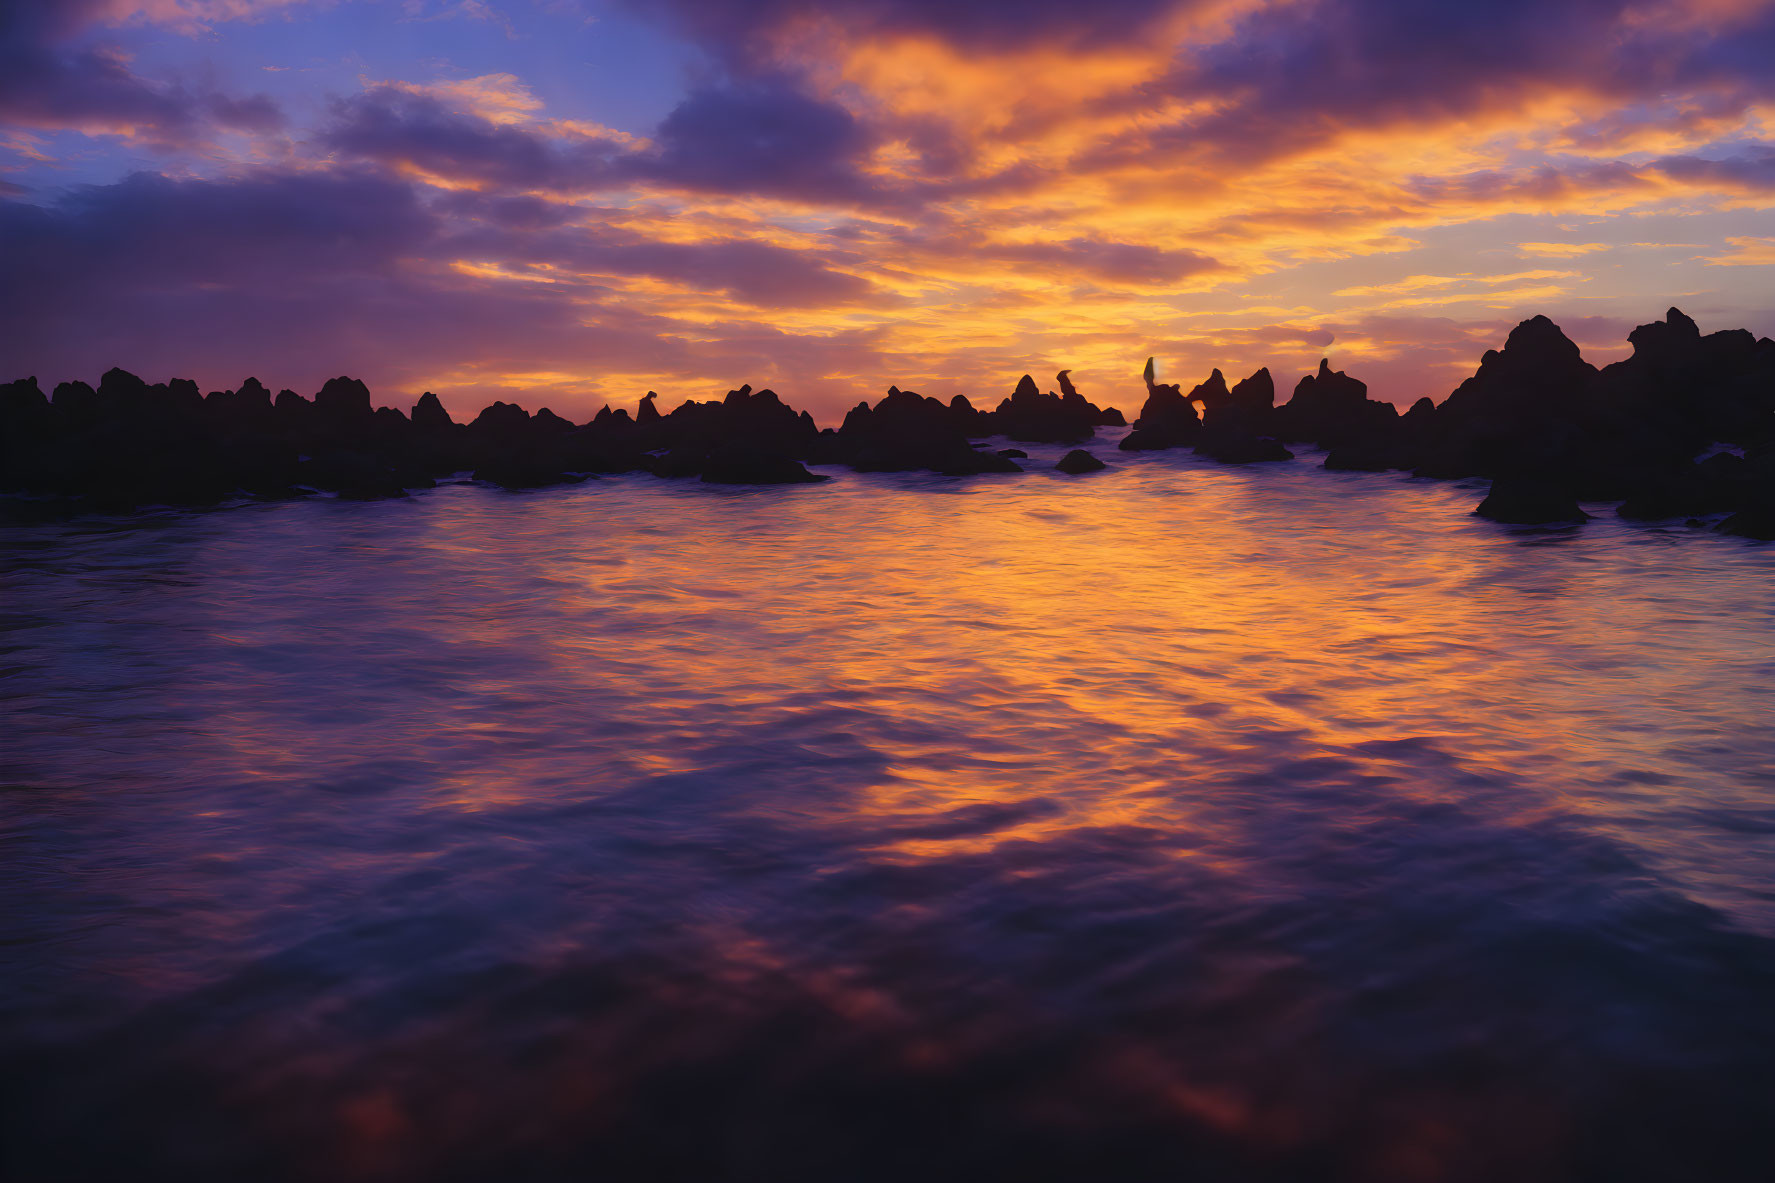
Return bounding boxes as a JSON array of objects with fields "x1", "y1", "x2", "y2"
[
  {"x1": 5, "y1": 310, "x2": 1772, "y2": 536},
  {"x1": 1106, "y1": 309, "x2": 1774, "y2": 533},
  {"x1": 0, "y1": 370, "x2": 1121, "y2": 505}
]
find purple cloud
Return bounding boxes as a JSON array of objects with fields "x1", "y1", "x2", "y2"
[
  {"x1": 986, "y1": 238, "x2": 1222, "y2": 285},
  {"x1": 636, "y1": 76, "x2": 876, "y2": 203},
  {"x1": 0, "y1": 0, "x2": 284, "y2": 141},
  {"x1": 620, "y1": 0, "x2": 1187, "y2": 57},
  {"x1": 1656, "y1": 145, "x2": 1775, "y2": 192},
  {"x1": 323, "y1": 87, "x2": 624, "y2": 191}
]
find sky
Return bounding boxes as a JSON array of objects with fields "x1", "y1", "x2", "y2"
[{"x1": 2, "y1": 0, "x2": 1773, "y2": 422}]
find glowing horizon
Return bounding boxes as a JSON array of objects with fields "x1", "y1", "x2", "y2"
[{"x1": 3, "y1": 0, "x2": 1773, "y2": 424}]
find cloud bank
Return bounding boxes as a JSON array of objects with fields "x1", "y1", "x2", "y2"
[{"x1": 1, "y1": 0, "x2": 1772, "y2": 420}]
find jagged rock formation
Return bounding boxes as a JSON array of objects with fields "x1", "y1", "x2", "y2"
[
  {"x1": 5, "y1": 307, "x2": 1772, "y2": 536},
  {"x1": 1195, "y1": 368, "x2": 1293, "y2": 463},
  {"x1": 834, "y1": 386, "x2": 1020, "y2": 474},
  {"x1": 1119, "y1": 358, "x2": 1202, "y2": 451},
  {"x1": 1245, "y1": 308, "x2": 1773, "y2": 529},
  {"x1": 1276, "y1": 359, "x2": 1403, "y2": 466}
]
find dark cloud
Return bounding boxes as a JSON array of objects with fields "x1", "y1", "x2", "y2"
[
  {"x1": 322, "y1": 87, "x2": 624, "y2": 190},
  {"x1": 620, "y1": 0, "x2": 1187, "y2": 58},
  {"x1": 1655, "y1": 145, "x2": 1775, "y2": 192},
  {"x1": 1071, "y1": 0, "x2": 1775, "y2": 172},
  {"x1": 637, "y1": 76, "x2": 876, "y2": 203},
  {"x1": 2, "y1": 170, "x2": 433, "y2": 295},
  {"x1": 1209, "y1": 324, "x2": 1339, "y2": 350},
  {"x1": 0, "y1": 164, "x2": 885, "y2": 417},
  {"x1": 1405, "y1": 161, "x2": 1651, "y2": 205},
  {"x1": 433, "y1": 191, "x2": 588, "y2": 230},
  {"x1": 0, "y1": 164, "x2": 884, "y2": 413},
  {"x1": 325, "y1": 74, "x2": 899, "y2": 208},
  {"x1": 0, "y1": 166, "x2": 450, "y2": 396},
  {"x1": 987, "y1": 237, "x2": 1222, "y2": 285},
  {"x1": 0, "y1": 0, "x2": 285, "y2": 141},
  {"x1": 445, "y1": 221, "x2": 877, "y2": 307}
]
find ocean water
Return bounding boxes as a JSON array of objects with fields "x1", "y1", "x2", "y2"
[{"x1": 4, "y1": 434, "x2": 1774, "y2": 1182}]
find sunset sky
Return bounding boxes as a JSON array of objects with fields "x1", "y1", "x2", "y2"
[{"x1": 3, "y1": 0, "x2": 1773, "y2": 422}]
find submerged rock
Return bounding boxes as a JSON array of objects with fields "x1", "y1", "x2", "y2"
[
  {"x1": 700, "y1": 443, "x2": 827, "y2": 485},
  {"x1": 1195, "y1": 429, "x2": 1294, "y2": 464},
  {"x1": 1055, "y1": 449, "x2": 1106, "y2": 473},
  {"x1": 1474, "y1": 475, "x2": 1589, "y2": 524},
  {"x1": 1715, "y1": 507, "x2": 1775, "y2": 540}
]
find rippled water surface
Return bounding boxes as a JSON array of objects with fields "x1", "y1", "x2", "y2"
[{"x1": 5, "y1": 437, "x2": 1775, "y2": 1182}]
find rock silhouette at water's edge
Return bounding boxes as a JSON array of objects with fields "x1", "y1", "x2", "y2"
[{"x1": 3, "y1": 307, "x2": 1772, "y2": 534}]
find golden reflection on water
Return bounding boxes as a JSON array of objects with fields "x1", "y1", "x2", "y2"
[{"x1": 4, "y1": 435, "x2": 1775, "y2": 1179}]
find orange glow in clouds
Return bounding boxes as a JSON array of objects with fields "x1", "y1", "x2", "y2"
[{"x1": 2, "y1": 0, "x2": 1771, "y2": 420}]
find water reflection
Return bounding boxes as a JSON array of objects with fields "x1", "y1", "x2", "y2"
[{"x1": 3, "y1": 441, "x2": 1774, "y2": 1180}]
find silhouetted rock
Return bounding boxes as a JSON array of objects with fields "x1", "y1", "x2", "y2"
[
  {"x1": 1416, "y1": 316, "x2": 1599, "y2": 479},
  {"x1": 1227, "y1": 368, "x2": 1275, "y2": 416},
  {"x1": 998, "y1": 448, "x2": 1028, "y2": 459},
  {"x1": 637, "y1": 391, "x2": 662, "y2": 426},
  {"x1": 840, "y1": 386, "x2": 1022, "y2": 474},
  {"x1": 1278, "y1": 359, "x2": 1402, "y2": 462},
  {"x1": 1, "y1": 376, "x2": 50, "y2": 418},
  {"x1": 1195, "y1": 428, "x2": 1294, "y2": 464},
  {"x1": 1588, "y1": 307, "x2": 1775, "y2": 450},
  {"x1": 985, "y1": 373, "x2": 1105, "y2": 443},
  {"x1": 700, "y1": 442, "x2": 828, "y2": 485},
  {"x1": 472, "y1": 455, "x2": 583, "y2": 489},
  {"x1": 1715, "y1": 505, "x2": 1775, "y2": 540},
  {"x1": 6, "y1": 305, "x2": 1769, "y2": 524},
  {"x1": 1189, "y1": 369, "x2": 1231, "y2": 409},
  {"x1": 470, "y1": 401, "x2": 532, "y2": 437},
  {"x1": 96, "y1": 367, "x2": 149, "y2": 415},
  {"x1": 1194, "y1": 368, "x2": 1292, "y2": 463},
  {"x1": 1056, "y1": 449, "x2": 1106, "y2": 473},
  {"x1": 1474, "y1": 474, "x2": 1588, "y2": 524},
  {"x1": 1445, "y1": 316, "x2": 1596, "y2": 427},
  {"x1": 948, "y1": 394, "x2": 985, "y2": 435},
  {"x1": 1050, "y1": 371, "x2": 1128, "y2": 427},
  {"x1": 52, "y1": 380, "x2": 99, "y2": 427},
  {"x1": 1279, "y1": 359, "x2": 1365, "y2": 434},
  {"x1": 1616, "y1": 456, "x2": 1738, "y2": 520},
  {"x1": 1120, "y1": 358, "x2": 1202, "y2": 451},
  {"x1": 206, "y1": 379, "x2": 273, "y2": 431},
  {"x1": 1323, "y1": 444, "x2": 1393, "y2": 471},
  {"x1": 315, "y1": 376, "x2": 374, "y2": 423},
  {"x1": 412, "y1": 392, "x2": 454, "y2": 432}
]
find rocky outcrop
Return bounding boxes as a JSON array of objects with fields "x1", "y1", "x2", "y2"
[
  {"x1": 837, "y1": 387, "x2": 1022, "y2": 474},
  {"x1": 1412, "y1": 316, "x2": 1599, "y2": 481},
  {"x1": 1194, "y1": 369, "x2": 1293, "y2": 463},
  {"x1": 411, "y1": 392, "x2": 454, "y2": 432},
  {"x1": 980, "y1": 373, "x2": 1119, "y2": 443},
  {"x1": 1275, "y1": 359, "x2": 1403, "y2": 466},
  {"x1": 6, "y1": 305, "x2": 1771, "y2": 530},
  {"x1": 1119, "y1": 358, "x2": 1203, "y2": 451}
]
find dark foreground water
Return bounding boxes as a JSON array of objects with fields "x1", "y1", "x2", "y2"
[{"x1": 4, "y1": 436, "x2": 1775, "y2": 1182}]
